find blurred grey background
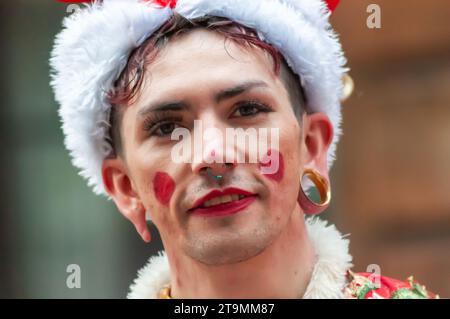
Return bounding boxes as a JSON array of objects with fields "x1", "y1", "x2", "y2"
[{"x1": 0, "y1": 0, "x2": 449, "y2": 298}]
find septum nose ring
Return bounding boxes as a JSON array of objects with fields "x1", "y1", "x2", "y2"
[
  {"x1": 205, "y1": 163, "x2": 234, "y2": 182},
  {"x1": 206, "y1": 167, "x2": 224, "y2": 181}
]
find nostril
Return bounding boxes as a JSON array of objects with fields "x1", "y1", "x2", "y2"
[
  {"x1": 199, "y1": 167, "x2": 209, "y2": 176},
  {"x1": 225, "y1": 162, "x2": 236, "y2": 167}
]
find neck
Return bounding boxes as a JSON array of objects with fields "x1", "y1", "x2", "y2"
[{"x1": 166, "y1": 208, "x2": 315, "y2": 298}]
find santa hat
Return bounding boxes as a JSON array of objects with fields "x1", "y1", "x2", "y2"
[{"x1": 50, "y1": 0, "x2": 350, "y2": 197}]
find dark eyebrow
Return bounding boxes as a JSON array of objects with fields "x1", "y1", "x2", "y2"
[
  {"x1": 137, "y1": 101, "x2": 189, "y2": 118},
  {"x1": 214, "y1": 80, "x2": 269, "y2": 103},
  {"x1": 137, "y1": 80, "x2": 269, "y2": 119}
]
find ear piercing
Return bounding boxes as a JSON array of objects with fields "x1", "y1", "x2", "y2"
[{"x1": 298, "y1": 168, "x2": 331, "y2": 215}]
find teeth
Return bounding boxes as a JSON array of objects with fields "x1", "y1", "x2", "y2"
[
  {"x1": 210, "y1": 197, "x2": 221, "y2": 206},
  {"x1": 202, "y1": 194, "x2": 246, "y2": 208},
  {"x1": 220, "y1": 195, "x2": 232, "y2": 204}
]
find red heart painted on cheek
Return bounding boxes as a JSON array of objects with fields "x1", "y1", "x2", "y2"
[{"x1": 153, "y1": 172, "x2": 176, "y2": 205}]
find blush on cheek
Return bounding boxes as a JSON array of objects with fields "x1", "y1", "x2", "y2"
[
  {"x1": 153, "y1": 172, "x2": 175, "y2": 205},
  {"x1": 258, "y1": 149, "x2": 284, "y2": 183}
]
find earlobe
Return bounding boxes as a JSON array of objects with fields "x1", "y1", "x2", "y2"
[
  {"x1": 128, "y1": 202, "x2": 152, "y2": 243},
  {"x1": 101, "y1": 158, "x2": 151, "y2": 243},
  {"x1": 298, "y1": 167, "x2": 331, "y2": 215}
]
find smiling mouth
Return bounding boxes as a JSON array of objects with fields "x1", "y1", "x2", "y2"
[
  {"x1": 188, "y1": 187, "x2": 257, "y2": 217},
  {"x1": 199, "y1": 194, "x2": 246, "y2": 208}
]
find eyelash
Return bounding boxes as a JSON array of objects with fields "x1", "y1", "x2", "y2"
[
  {"x1": 230, "y1": 100, "x2": 273, "y2": 118},
  {"x1": 143, "y1": 100, "x2": 273, "y2": 137},
  {"x1": 143, "y1": 111, "x2": 183, "y2": 137}
]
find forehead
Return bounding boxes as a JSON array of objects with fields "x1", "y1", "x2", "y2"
[{"x1": 137, "y1": 29, "x2": 283, "y2": 102}]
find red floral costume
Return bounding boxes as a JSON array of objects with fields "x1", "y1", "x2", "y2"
[{"x1": 345, "y1": 271, "x2": 439, "y2": 299}]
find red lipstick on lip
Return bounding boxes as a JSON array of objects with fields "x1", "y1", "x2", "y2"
[{"x1": 188, "y1": 187, "x2": 257, "y2": 217}]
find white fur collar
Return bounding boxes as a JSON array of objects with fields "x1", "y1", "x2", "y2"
[{"x1": 127, "y1": 217, "x2": 353, "y2": 299}]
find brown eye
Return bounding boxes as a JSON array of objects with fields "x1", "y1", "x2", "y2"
[
  {"x1": 231, "y1": 101, "x2": 273, "y2": 118},
  {"x1": 154, "y1": 122, "x2": 178, "y2": 137},
  {"x1": 143, "y1": 113, "x2": 184, "y2": 138}
]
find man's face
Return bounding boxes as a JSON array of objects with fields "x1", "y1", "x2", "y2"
[{"x1": 117, "y1": 29, "x2": 305, "y2": 265}]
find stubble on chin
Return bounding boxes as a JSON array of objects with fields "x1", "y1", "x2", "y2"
[{"x1": 182, "y1": 221, "x2": 277, "y2": 265}]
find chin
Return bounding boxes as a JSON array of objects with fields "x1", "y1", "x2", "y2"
[{"x1": 183, "y1": 218, "x2": 279, "y2": 265}]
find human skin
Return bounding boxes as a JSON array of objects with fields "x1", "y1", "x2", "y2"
[{"x1": 102, "y1": 29, "x2": 334, "y2": 298}]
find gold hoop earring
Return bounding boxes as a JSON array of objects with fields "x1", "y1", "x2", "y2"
[{"x1": 298, "y1": 168, "x2": 331, "y2": 215}]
